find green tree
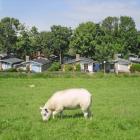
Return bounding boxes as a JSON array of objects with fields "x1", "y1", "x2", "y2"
[
  {"x1": 102, "y1": 16, "x2": 119, "y2": 37},
  {"x1": 39, "y1": 31, "x2": 53, "y2": 57},
  {"x1": 29, "y1": 26, "x2": 41, "y2": 53},
  {"x1": 137, "y1": 31, "x2": 140, "y2": 56},
  {"x1": 119, "y1": 16, "x2": 137, "y2": 56},
  {"x1": 70, "y1": 22, "x2": 97, "y2": 58},
  {"x1": 15, "y1": 28, "x2": 31, "y2": 59},
  {"x1": 0, "y1": 17, "x2": 20, "y2": 53},
  {"x1": 50, "y1": 25, "x2": 72, "y2": 64}
]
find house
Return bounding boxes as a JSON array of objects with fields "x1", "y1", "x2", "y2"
[
  {"x1": 0, "y1": 53, "x2": 8, "y2": 60},
  {"x1": 63, "y1": 54, "x2": 97, "y2": 72},
  {"x1": 0, "y1": 57, "x2": 24, "y2": 70},
  {"x1": 102, "y1": 61, "x2": 116, "y2": 73},
  {"x1": 128, "y1": 54, "x2": 140, "y2": 64},
  {"x1": 114, "y1": 58, "x2": 131, "y2": 74},
  {"x1": 17, "y1": 57, "x2": 51, "y2": 73},
  {"x1": 49, "y1": 54, "x2": 59, "y2": 62},
  {"x1": 30, "y1": 58, "x2": 51, "y2": 72},
  {"x1": 131, "y1": 58, "x2": 140, "y2": 64}
]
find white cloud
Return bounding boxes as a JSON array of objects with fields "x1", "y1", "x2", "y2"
[{"x1": 63, "y1": 0, "x2": 140, "y2": 29}]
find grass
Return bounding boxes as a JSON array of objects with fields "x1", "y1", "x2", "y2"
[{"x1": 0, "y1": 76, "x2": 140, "y2": 140}]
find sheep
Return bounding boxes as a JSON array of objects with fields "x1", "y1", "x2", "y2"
[{"x1": 40, "y1": 88, "x2": 92, "y2": 121}]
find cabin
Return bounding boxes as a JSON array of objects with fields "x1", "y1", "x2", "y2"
[
  {"x1": 17, "y1": 57, "x2": 51, "y2": 73},
  {"x1": 30, "y1": 58, "x2": 51, "y2": 72},
  {"x1": 0, "y1": 57, "x2": 24, "y2": 71},
  {"x1": 114, "y1": 58, "x2": 131, "y2": 74},
  {"x1": 63, "y1": 54, "x2": 98, "y2": 72}
]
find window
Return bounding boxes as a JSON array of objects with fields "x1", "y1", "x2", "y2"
[{"x1": 84, "y1": 64, "x2": 88, "y2": 71}]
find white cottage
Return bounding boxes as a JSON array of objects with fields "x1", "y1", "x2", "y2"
[
  {"x1": 30, "y1": 58, "x2": 51, "y2": 72},
  {"x1": 63, "y1": 54, "x2": 95, "y2": 72},
  {"x1": 0, "y1": 58, "x2": 24, "y2": 70},
  {"x1": 115, "y1": 58, "x2": 131, "y2": 74},
  {"x1": 17, "y1": 57, "x2": 51, "y2": 73}
]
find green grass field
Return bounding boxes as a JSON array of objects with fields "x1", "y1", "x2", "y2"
[{"x1": 0, "y1": 76, "x2": 140, "y2": 140}]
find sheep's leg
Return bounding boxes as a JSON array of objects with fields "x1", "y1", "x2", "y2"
[
  {"x1": 52, "y1": 110, "x2": 61, "y2": 119},
  {"x1": 60, "y1": 111, "x2": 63, "y2": 118},
  {"x1": 83, "y1": 111, "x2": 88, "y2": 119},
  {"x1": 88, "y1": 109, "x2": 92, "y2": 120},
  {"x1": 82, "y1": 107, "x2": 92, "y2": 119}
]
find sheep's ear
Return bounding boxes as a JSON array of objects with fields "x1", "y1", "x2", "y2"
[{"x1": 40, "y1": 107, "x2": 43, "y2": 110}]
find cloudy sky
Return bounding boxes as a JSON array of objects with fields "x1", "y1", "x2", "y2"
[{"x1": 0, "y1": 0, "x2": 140, "y2": 31}]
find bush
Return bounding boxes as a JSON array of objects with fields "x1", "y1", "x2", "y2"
[
  {"x1": 130, "y1": 64, "x2": 140, "y2": 73},
  {"x1": 64, "y1": 64, "x2": 74, "y2": 72},
  {"x1": 75, "y1": 64, "x2": 81, "y2": 71},
  {"x1": 48, "y1": 62, "x2": 61, "y2": 71},
  {"x1": 4, "y1": 68, "x2": 17, "y2": 72}
]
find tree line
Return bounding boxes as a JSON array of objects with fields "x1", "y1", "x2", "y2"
[{"x1": 0, "y1": 16, "x2": 140, "y2": 64}]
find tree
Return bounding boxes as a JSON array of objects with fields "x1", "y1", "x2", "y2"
[
  {"x1": 0, "y1": 17, "x2": 20, "y2": 54},
  {"x1": 39, "y1": 31, "x2": 53, "y2": 57},
  {"x1": 50, "y1": 25, "x2": 72, "y2": 64},
  {"x1": 29, "y1": 26, "x2": 41, "y2": 53},
  {"x1": 119, "y1": 16, "x2": 137, "y2": 56},
  {"x1": 101, "y1": 16, "x2": 138, "y2": 58},
  {"x1": 15, "y1": 28, "x2": 31, "y2": 59},
  {"x1": 70, "y1": 22, "x2": 97, "y2": 58},
  {"x1": 137, "y1": 31, "x2": 140, "y2": 56},
  {"x1": 102, "y1": 16, "x2": 119, "y2": 37}
]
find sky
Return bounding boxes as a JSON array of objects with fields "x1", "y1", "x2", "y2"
[{"x1": 0, "y1": 0, "x2": 140, "y2": 31}]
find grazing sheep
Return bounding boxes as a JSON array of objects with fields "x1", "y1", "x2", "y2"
[{"x1": 40, "y1": 88, "x2": 92, "y2": 121}]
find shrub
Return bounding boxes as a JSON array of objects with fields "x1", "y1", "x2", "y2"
[
  {"x1": 48, "y1": 62, "x2": 61, "y2": 71},
  {"x1": 130, "y1": 64, "x2": 140, "y2": 73},
  {"x1": 4, "y1": 68, "x2": 17, "y2": 72},
  {"x1": 75, "y1": 64, "x2": 81, "y2": 71},
  {"x1": 64, "y1": 64, "x2": 74, "y2": 72}
]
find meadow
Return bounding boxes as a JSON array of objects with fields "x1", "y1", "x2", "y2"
[{"x1": 0, "y1": 76, "x2": 140, "y2": 140}]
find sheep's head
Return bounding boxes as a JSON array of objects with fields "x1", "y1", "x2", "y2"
[{"x1": 40, "y1": 107, "x2": 51, "y2": 121}]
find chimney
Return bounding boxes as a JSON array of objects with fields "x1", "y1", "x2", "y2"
[
  {"x1": 26, "y1": 56, "x2": 30, "y2": 62},
  {"x1": 37, "y1": 51, "x2": 41, "y2": 59},
  {"x1": 76, "y1": 54, "x2": 80, "y2": 61}
]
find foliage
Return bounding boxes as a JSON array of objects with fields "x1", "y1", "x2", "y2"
[
  {"x1": 3, "y1": 68, "x2": 17, "y2": 72},
  {"x1": 15, "y1": 29, "x2": 31, "y2": 58},
  {"x1": 64, "y1": 64, "x2": 74, "y2": 72},
  {"x1": 75, "y1": 64, "x2": 81, "y2": 71},
  {"x1": 70, "y1": 22, "x2": 97, "y2": 58},
  {"x1": 39, "y1": 31, "x2": 53, "y2": 57},
  {"x1": 0, "y1": 16, "x2": 140, "y2": 63},
  {"x1": 48, "y1": 62, "x2": 61, "y2": 71},
  {"x1": 130, "y1": 64, "x2": 140, "y2": 73},
  {"x1": 50, "y1": 25, "x2": 72, "y2": 64},
  {"x1": 0, "y1": 17, "x2": 20, "y2": 53}
]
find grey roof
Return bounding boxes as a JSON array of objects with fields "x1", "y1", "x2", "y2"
[
  {"x1": 32, "y1": 58, "x2": 50, "y2": 65},
  {"x1": 64, "y1": 57, "x2": 95, "y2": 64},
  {"x1": 0, "y1": 53, "x2": 7, "y2": 58},
  {"x1": 116, "y1": 58, "x2": 131, "y2": 65},
  {"x1": 0, "y1": 58, "x2": 24, "y2": 64},
  {"x1": 130, "y1": 58, "x2": 140, "y2": 63}
]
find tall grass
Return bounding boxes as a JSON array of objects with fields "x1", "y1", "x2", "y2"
[{"x1": 0, "y1": 71, "x2": 140, "y2": 79}]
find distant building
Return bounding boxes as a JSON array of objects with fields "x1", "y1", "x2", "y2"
[
  {"x1": 17, "y1": 57, "x2": 51, "y2": 73},
  {"x1": 114, "y1": 58, "x2": 131, "y2": 74},
  {"x1": 63, "y1": 54, "x2": 97, "y2": 72},
  {"x1": 30, "y1": 58, "x2": 51, "y2": 72},
  {"x1": 0, "y1": 57, "x2": 24, "y2": 70}
]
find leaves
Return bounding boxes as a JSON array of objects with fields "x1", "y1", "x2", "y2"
[{"x1": 0, "y1": 16, "x2": 139, "y2": 62}]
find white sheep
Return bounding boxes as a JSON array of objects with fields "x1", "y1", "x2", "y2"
[{"x1": 40, "y1": 88, "x2": 92, "y2": 121}]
